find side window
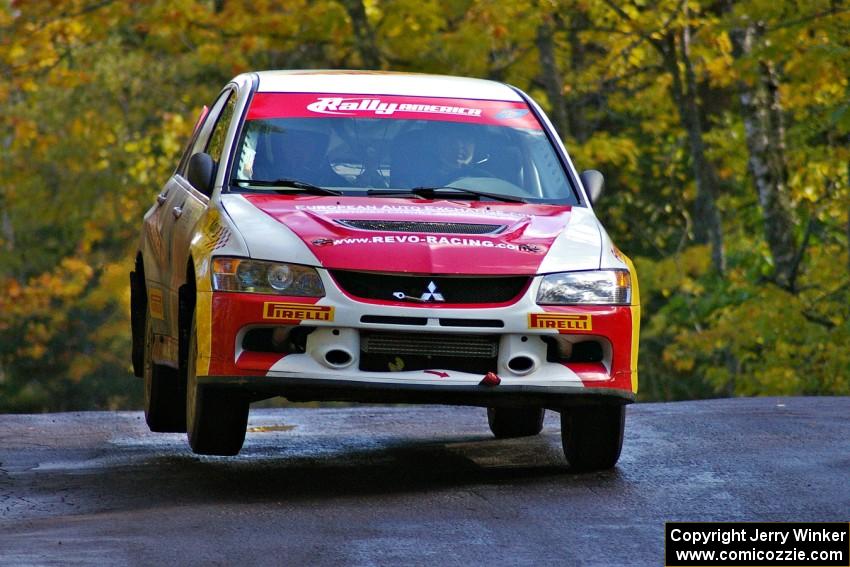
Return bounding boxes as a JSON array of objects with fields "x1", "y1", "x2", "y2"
[
  {"x1": 206, "y1": 92, "x2": 236, "y2": 163},
  {"x1": 174, "y1": 105, "x2": 210, "y2": 175},
  {"x1": 175, "y1": 89, "x2": 234, "y2": 177}
]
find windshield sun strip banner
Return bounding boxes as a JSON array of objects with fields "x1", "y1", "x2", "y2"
[{"x1": 246, "y1": 93, "x2": 543, "y2": 129}]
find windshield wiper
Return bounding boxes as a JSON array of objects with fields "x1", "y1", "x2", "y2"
[
  {"x1": 233, "y1": 178, "x2": 342, "y2": 196},
  {"x1": 367, "y1": 186, "x2": 525, "y2": 203}
]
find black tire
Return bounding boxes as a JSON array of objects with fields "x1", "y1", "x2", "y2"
[
  {"x1": 487, "y1": 407, "x2": 545, "y2": 438},
  {"x1": 185, "y1": 311, "x2": 248, "y2": 456},
  {"x1": 560, "y1": 405, "x2": 625, "y2": 472},
  {"x1": 143, "y1": 306, "x2": 187, "y2": 433}
]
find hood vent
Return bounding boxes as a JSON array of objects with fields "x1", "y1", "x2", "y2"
[{"x1": 337, "y1": 219, "x2": 504, "y2": 234}]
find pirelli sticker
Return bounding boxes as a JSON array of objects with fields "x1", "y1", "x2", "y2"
[
  {"x1": 263, "y1": 302, "x2": 334, "y2": 322},
  {"x1": 528, "y1": 313, "x2": 592, "y2": 331}
]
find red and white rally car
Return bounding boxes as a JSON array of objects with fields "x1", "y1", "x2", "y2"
[{"x1": 130, "y1": 71, "x2": 640, "y2": 469}]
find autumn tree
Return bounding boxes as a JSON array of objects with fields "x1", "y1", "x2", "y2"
[{"x1": 1, "y1": 0, "x2": 848, "y2": 411}]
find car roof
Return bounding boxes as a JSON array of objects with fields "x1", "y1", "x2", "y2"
[{"x1": 252, "y1": 70, "x2": 524, "y2": 102}]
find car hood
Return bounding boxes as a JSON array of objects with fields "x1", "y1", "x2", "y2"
[{"x1": 220, "y1": 194, "x2": 602, "y2": 275}]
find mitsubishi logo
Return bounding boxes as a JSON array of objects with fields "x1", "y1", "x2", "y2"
[
  {"x1": 392, "y1": 281, "x2": 445, "y2": 302},
  {"x1": 420, "y1": 281, "x2": 444, "y2": 302}
]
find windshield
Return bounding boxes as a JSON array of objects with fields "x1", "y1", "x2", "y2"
[{"x1": 229, "y1": 93, "x2": 578, "y2": 204}]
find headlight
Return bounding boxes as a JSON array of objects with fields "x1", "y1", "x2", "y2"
[
  {"x1": 212, "y1": 258, "x2": 325, "y2": 296},
  {"x1": 536, "y1": 270, "x2": 631, "y2": 305}
]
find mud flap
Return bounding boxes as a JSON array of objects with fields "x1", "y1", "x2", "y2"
[
  {"x1": 178, "y1": 284, "x2": 195, "y2": 375},
  {"x1": 129, "y1": 269, "x2": 146, "y2": 377}
]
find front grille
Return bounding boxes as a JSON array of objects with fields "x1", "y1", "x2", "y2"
[
  {"x1": 330, "y1": 271, "x2": 528, "y2": 304},
  {"x1": 439, "y1": 318, "x2": 504, "y2": 328},
  {"x1": 337, "y1": 220, "x2": 503, "y2": 234},
  {"x1": 359, "y1": 315, "x2": 503, "y2": 328},
  {"x1": 362, "y1": 332, "x2": 498, "y2": 358},
  {"x1": 361, "y1": 315, "x2": 428, "y2": 326},
  {"x1": 359, "y1": 331, "x2": 498, "y2": 374}
]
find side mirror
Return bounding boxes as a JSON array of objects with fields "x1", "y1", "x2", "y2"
[
  {"x1": 580, "y1": 169, "x2": 604, "y2": 205},
  {"x1": 187, "y1": 152, "x2": 216, "y2": 196}
]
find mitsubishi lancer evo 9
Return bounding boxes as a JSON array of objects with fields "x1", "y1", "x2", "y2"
[{"x1": 130, "y1": 71, "x2": 640, "y2": 470}]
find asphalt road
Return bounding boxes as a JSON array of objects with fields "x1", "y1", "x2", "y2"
[{"x1": 1, "y1": 397, "x2": 848, "y2": 566}]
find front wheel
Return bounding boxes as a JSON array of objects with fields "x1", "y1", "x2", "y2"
[
  {"x1": 560, "y1": 405, "x2": 625, "y2": 472},
  {"x1": 487, "y1": 407, "x2": 545, "y2": 438},
  {"x1": 185, "y1": 311, "x2": 249, "y2": 456}
]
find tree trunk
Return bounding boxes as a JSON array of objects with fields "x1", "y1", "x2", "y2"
[
  {"x1": 655, "y1": 28, "x2": 726, "y2": 274},
  {"x1": 566, "y1": 11, "x2": 591, "y2": 143},
  {"x1": 535, "y1": 15, "x2": 569, "y2": 138},
  {"x1": 604, "y1": 1, "x2": 724, "y2": 270},
  {"x1": 339, "y1": 0, "x2": 382, "y2": 69},
  {"x1": 731, "y1": 25, "x2": 798, "y2": 290},
  {"x1": 1, "y1": 207, "x2": 12, "y2": 252}
]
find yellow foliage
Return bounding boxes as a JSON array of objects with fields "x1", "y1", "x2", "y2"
[
  {"x1": 573, "y1": 133, "x2": 639, "y2": 172},
  {"x1": 68, "y1": 357, "x2": 96, "y2": 383},
  {"x1": 636, "y1": 245, "x2": 712, "y2": 298},
  {"x1": 84, "y1": 260, "x2": 133, "y2": 312},
  {"x1": 1, "y1": 0, "x2": 849, "y2": 410}
]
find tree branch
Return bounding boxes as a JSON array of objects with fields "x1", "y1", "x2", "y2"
[
  {"x1": 762, "y1": 6, "x2": 850, "y2": 34},
  {"x1": 787, "y1": 215, "x2": 816, "y2": 293},
  {"x1": 801, "y1": 310, "x2": 836, "y2": 330}
]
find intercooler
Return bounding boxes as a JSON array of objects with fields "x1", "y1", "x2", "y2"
[
  {"x1": 359, "y1": 331, "x2": 499, "y2": 373},
  {"x1": 361, "y1": 332, "x2": 498, "y2": 358}
]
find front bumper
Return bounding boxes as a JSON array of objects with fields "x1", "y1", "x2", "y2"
[
  {"x1": 195, "y1": 278, "x2": 639, "y2": 404},
  {"x1": 198, "y1": 374, "x2": 633, "y2": 408}
]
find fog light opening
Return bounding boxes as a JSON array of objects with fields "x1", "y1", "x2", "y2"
[
  {"x1": 325, "y1": 349, "x2": 353, "y2": 368},
  {"x1": 507, "y1": 355, "x2": 535, "y2": 375}
]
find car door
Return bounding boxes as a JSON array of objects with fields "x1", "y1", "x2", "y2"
[
  {"x1": 168, "y1": 88, "x2": 239, "y2": 303},
  {"x1": 158, "y1": 88, "x2": 236, "y2": 342},
  {"x1": 140, "y1": 104, "x2": 215, "y2": 359}
]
